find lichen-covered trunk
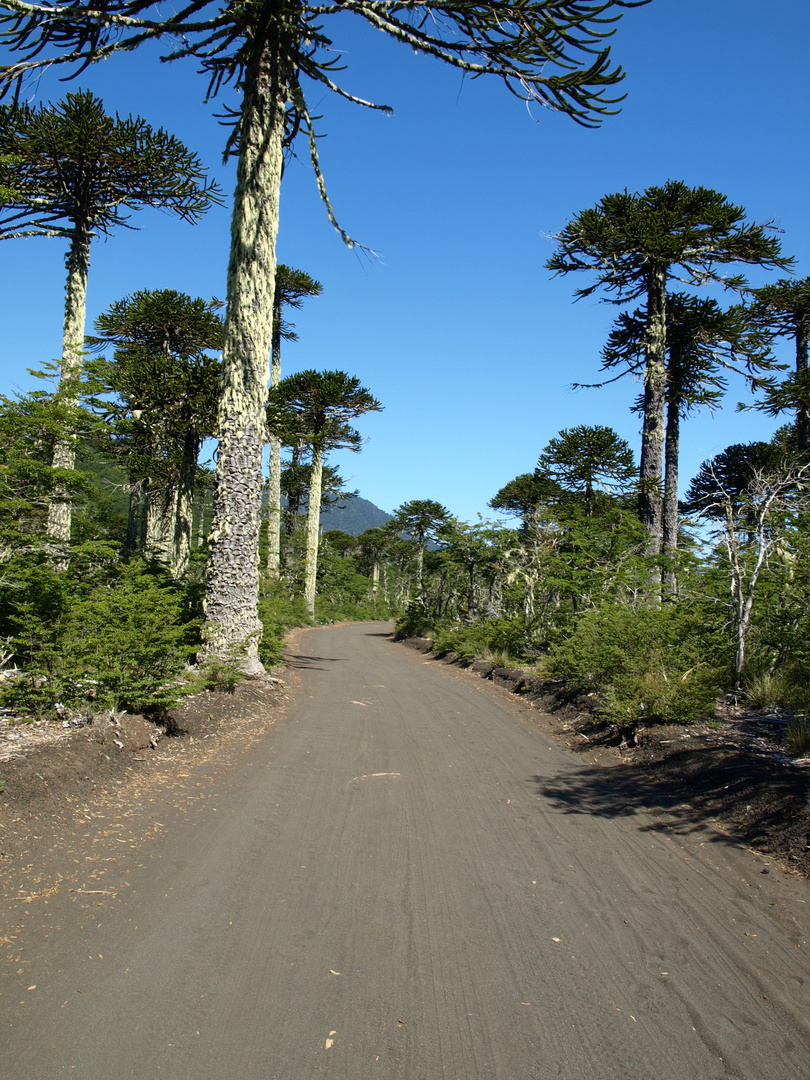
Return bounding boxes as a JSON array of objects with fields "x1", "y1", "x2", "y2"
[
  {"x1": 415, "y1": 543, "x2": 425, "y2": 608},
  {"x1": 146, "y1": 485, "x2": 175, "y2": 565},
  {"x1": 47, "y1": 224, "x2": 90, "y2": 546},
  {"x1": 303, "y1": 445, "x2": 323, "y2": 616},
  {"x1": 126, "y1": 480, "x2": 147, "y2": 554},
  {"x1": 638, "y1": 267, "x2": 668, "y2": 559},
  {"x1": 796, "y1": 315, "x2": 809, "y2": 454},
  {"x1": 172, "y1": 431, "x2": 199, "y2": 577},
  {"x1": 202, "y1": 32, "x2": 289, "y2": 672},
  {"x1": 194, "y1": 475, "x2": 207, "y2": 548},
  {"x1": 371, "y1": 558, "x2": 380, "y2": 605}
]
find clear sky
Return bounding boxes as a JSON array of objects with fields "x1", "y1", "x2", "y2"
[{"x1": 2, "y1": 1, "x2": 809, "y2": 523}]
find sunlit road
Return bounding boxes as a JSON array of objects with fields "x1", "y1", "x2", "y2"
[{"x1": 3, "y1": 622, "x2": 809, "y2": 1078}]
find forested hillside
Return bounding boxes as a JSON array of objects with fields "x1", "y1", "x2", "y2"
[{"x1": 320, "y1": 496, "x2": 392, "y2": 536}]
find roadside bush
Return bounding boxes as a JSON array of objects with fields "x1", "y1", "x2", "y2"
[
  {"x1": 0, "y1": 553, "x2": 197, "y2": 718},
  {"x1": 547, "y1": 603, "x2": 727, "y2": 727},
  {"x1": 393, "y1": 607, "x2": 437, "y2": 640},
  {"x1": 430, "y1": 616, "x2": 532, "y2": 663},
  {"x1": 258, "y1": 582, "x2": 311, "y2": 668},
  {"x1": 786, "y1": 713, "x2": 810, "y2": 759},
  {"x1": 431, "y1": 622, "x2": 492, "y2": 659}
]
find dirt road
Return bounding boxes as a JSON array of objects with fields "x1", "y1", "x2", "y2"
[{"x1": 3, "y1": 622, "x2": 809, "y2": 1079}]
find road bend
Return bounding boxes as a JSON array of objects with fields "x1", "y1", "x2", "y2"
[{"x1": 2, "y1": 622, "x2": 809, "y2": 1079}]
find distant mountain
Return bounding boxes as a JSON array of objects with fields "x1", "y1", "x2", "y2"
[{"x1": 320, "y1": 495, "x2": 392, "y2": 536}]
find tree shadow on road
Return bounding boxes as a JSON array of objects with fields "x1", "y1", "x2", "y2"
[
  {"x1": 284, "y1": 653, "x2": 346, "y2": 670},
  {"x1": 530, "y1": 746, "x2": 810, "y2": 867},
  {"x1": 531, "y1": 762, "x2": 698, "y2": 833}
]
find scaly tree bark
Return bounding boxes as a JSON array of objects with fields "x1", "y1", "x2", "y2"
[
  {"x1": 547, "y1": 181, "x2": 790, "y2": 562},
  {"x1": 0, "y1": 0, "x2": 647, "y2": 665},
  {"x1": 0, "y1": 92, "x2": 218, "y2": 550}
]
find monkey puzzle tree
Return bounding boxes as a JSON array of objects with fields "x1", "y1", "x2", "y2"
[
  {"x1": 390, "y1": 499, "x2": 451, "y2": 608},
  {"x1": 84, "y1": 290, "x2": 223, "y2": 576},
  {"x1": 268, "y1": 370, "x2": 381, "y2": 616},
  {"x1": 547, "y1": 180, "x2": 790, "y2": 557},
  {"x1": 599, "y1": 294, "x2": 774, "y2": 589},
  {"x1": 358, "y1": 526, "x2": 395, "y2": 607},
  {"x1": 0, "y1": 0, "x2": 647, "y2": 671},
  {"x1": 0, "y1": 91, "x2": 219, "y2": 547},
  {"x1": 488, "y1": 472, "x2": 561, "y2": 531},
  {"x1": 267, "y1": 265, "x2": 323, "y2": 579},
  {"x1": 743, "y1": 278, "x2": 810, "y2": 453},
  {"x1": 536, "y1": 424, "x2": 635, "y2": 517},
  {"x1": 684, "y1": 441, "x2": 789, "y2": 526}
]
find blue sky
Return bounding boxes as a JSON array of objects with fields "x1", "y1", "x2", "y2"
[{"x1": 2, "y1": 0, "x2": 809, "y2": 523}]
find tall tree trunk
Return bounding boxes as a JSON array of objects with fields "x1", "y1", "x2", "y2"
[
  {"x1": 303, "y1": 444, "x2": 323, "y2": 617},
  {"x1": 146, "y1": 485, "x2": 175, "y2": 565},
  {"x1": 266, "y1": 433, "x2": 283, "y2": 574},
  {"x1": 371, "y1": 557, "x2": 380, "y2": 606},
  {"x1": 638, "y1": 267, "x2": 668, "y2": 558},
  {"x1": 202, "y1": 32, "x2": 289, "y2": 673},
  {"x1": 796, "y1": 315, "x2": 809, "y2": 454},
  {"x1": 127, "y1": 479, "x2": 147, "y2": 554},
  {"x1": 172, "y1": 431, "x2": 199, "y2": 577},
  {"x1": 662, "y1": 350, "x2": 682, "y2": 597},
  {"x1": 266, "y1": 297, "x2": 283, "y2": 578},
  {"x1": 47, "y1": 224, "x2": 90, "y2": 548},
  {"x1": 415, "y1": 543, "x2": 426, "y2": 610},
  {"x1": 193, "y1": 477, "x2": 207, "y2": 548}
]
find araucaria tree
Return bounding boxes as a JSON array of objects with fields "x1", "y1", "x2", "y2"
[
  {"x1": 85, "y1": 290, "x2": 224, "y2": 577},
  {"x1": 0, "y1": 0, "x2": 648, "y2": 672},
  {"x1": 0, "y1": 91, "x2": 219, "y2": 547},
  {"x1": 744, "y1": 278, "x2": 810, "y2": 453},
  {"x1": 268, "y1": 370, "x2": 381, "y2": 616},
  {"x1": 537, "y1": 424, "x2": 636, "y2": 517},
  {"x1": 547, "y1": 180, "x2": 790, "y2": 558},
  {"x1": 391, "y1": 499, "x2": 451, "y2": 608},
  {"x1": 600, "y1": 294, "x2": 774, "y2": 589},
  {"x1": 267, "y1": 265, "x2": 322, "y2": 579}
]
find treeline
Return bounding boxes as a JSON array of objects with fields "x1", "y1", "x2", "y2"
[
  {"x1": 0, "y1": 93, "x2": 394, "y2": 722},
  {"x1": 1, "y1": 44, "x2": 808, "y2": 741},
  {"x1": 396, "y1": 183, "x2": 810, "y2": 738}
]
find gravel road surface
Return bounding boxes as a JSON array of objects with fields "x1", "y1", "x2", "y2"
[{"x1": 3, "y1": 622, "x2": 809, "y2": 1079}]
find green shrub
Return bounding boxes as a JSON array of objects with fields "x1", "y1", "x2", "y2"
[
  {"x1": 430, "y1": 622, "x2": 491, "y2": 659},
  {"x1": 786, "y1": 713, "x2": 810, "y2": 759},
  {"x1": 0, "y1": 554, "x2": 197, "y2": 718},
  {"x1": 257, "y1": 583, "x2": 311, "y2": 667},
  {"x1": 393, "y1": 608, "x2": 437, "y2": 640},
  {"x1": 547, "y1": 603, "x2": 727, "y2": 727}
]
